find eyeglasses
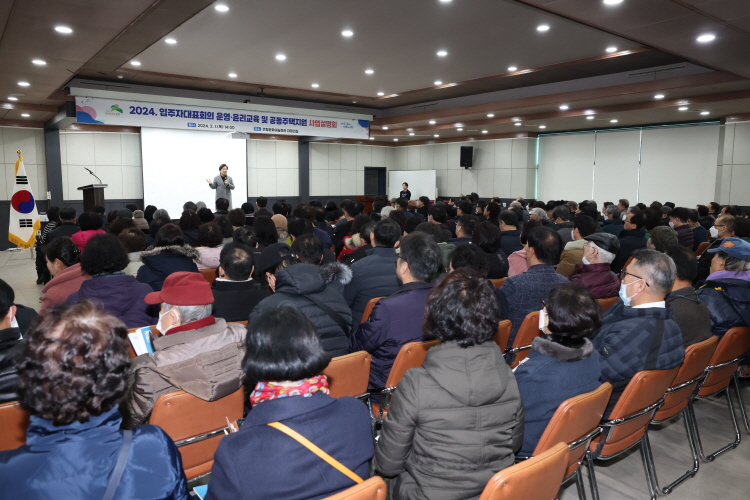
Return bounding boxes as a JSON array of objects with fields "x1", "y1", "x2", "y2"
[
  {"x1": 714, "y1": 224, "x2": 726, "y2": 229},
  {"x1": 619, "y1": 269, "x2": 650, "y2": 287}
]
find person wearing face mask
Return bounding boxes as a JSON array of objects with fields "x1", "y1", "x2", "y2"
[
  {"x1": 569, "y1": 233, "x2": 621, "y2": 299},
  {"x1": 591, "y1": 249, "x2": 685, "y2": 416},
  {"x1": 668, "y1": 207, "x2": 694, "y2": 248},
  {"x1": 557, "y1": 214, "x2": 599, "y2": 278},
  {"x1": 695, "y1": 214, "x2": 736, "y2": 284},
  {"x1": 122, "y1": 272, "x2": 246, "y2": 428}
]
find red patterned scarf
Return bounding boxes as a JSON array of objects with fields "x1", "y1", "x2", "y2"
[{"x1": 250, "y1": 375, "x2": 329, "y2": 406}]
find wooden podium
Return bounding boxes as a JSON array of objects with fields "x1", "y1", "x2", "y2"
[{"x1": 78, "y1": 184, "x2": 107, "y2": 212}]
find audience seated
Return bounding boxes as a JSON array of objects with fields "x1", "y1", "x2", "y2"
[
  {"x1": 35, "y1": 206, "x2": 61, "y2": 284},
  {"x1": 40, "y1": 237, "x2": 90, "y2": 313},
  {"x1": 601, "y1": 206, "x2": 624, "y2": 237},
  {"x1": 118, "y1": 228, "x2": 147, "y2": 276},
  {"x1": 416, "y1": 196, "x2": 430, "y2": 220},
  {"x1": 428, "y1": 205, "x2": 452, "y2": 242},
  {"x1": 499, "y1": 226, "x2": 568, "y2": 347},
  {"x1": 344, "y1": 218, "x2": 402, "y2": 329},
  {"x1": 350, "y1": 233, "x2": 442, "y2": 393},
  {"x1": 137, "y1": 224, "x2": 200, "y2": 291},
  {"x1": 338, "y1": 214, "x2": 372, "y2": 261},
  {"x1": 472, "y1": 221, "x2": 510, "y2": 279},
  {"x1": 195, "y1": 222, "x2": 223, "y2": 269},
  {"x1": 611, "y1": 211, "x2": 647, "y2": 274},
  {"x1": 696, "y1": 214, "x2": 735, "y2": 283},
  {"x1": 499, "y1": 210, "x2": 523, "y2": 255},
  {"x1": 341, "y1": 221, "x2": 374, "y2": 266},
  {"x1": 0, "y1": 280, "x2": 24, "y2": 404},
  {"x1": 515, "y1": 282, "x2": 602, "y2": 457},
  {"x1": 448, "y1": 200, "x2": 473, "y2": 237},
  {"x1": 687, "y1": 209, "x2": 708, "y2": 250},
  {"x1": 271, "y1": 213, "x2": 289, "y2": 242},
  {"x1": 124, "y1": 272, "x2": 246, "y2": 427},
  {"x1": 0, "y1": 302, "x2": 189, "y2": 498},
  {"x1": 67, "y1": 234, "x2": 156, "y2": 329},
  {"x1": 197, "y1": 206, "x2": 215, "y2": 224},
  {"x1": 374, "y1": 270, "x2": 523, "y2": 500},
  {"x1": 592, "y1": 249, "x2": 685, "y2": 416},
  {"x1": 108, "y1": 214, "x2": 137, "y2": 237},
  {"x1": 291, "y1": 233, "x2": 352, "y2": 295},
  {"x1": 569, "y1": 233, "x2": 621, "y2": 298},
  {"x1": 648, "y1": 226, "x2": 678, "y2": 252},
  {"x1": 206, "y1": 306, "x2": 373, "y2": 500},
  {"x1": 508, "y1": 220, "x2": 542, "y2": 277},
  {"x1": 449, "y1": 214, "x2": 476, "y2": 245},
  {"x1": 551, "y1": 205, "x2": 574, "y2": 244},
  {"x1": 211, "y1": 243, "x2": 270, "y2": 322},
  {"x1": 665, "y1": 246, "x2": 714, "y2": 347},
  {"x1": 557, "y1": 214, "x2": 598, "y2": 277},
  {"x1": 214, "y1": 197, "x2": 229, "y2": 216},
  {"x1": 70, "y1": 212, "x2": 105, "y2": 252},
  {"x1": 447, "y1": 243, "x2": 490, "y2": 277},
  {"x1": 669, "y1": 207, "x2": 695, "y2": 248},
  {"x1": 47, "y1": 206, "x2": 79, "y2": 241},
  {"x1": 332, "y1": 201, "x2": 362, "y2": 254},
  {"x1": 133, "y1": 209, "x2": 149, "y2": 231},
  {"x1": 178, "y1": 209, "x2": 201, "y2": 246},
  {"x1": 695, "y1": 238, "x2": 750, "y2": 337}
]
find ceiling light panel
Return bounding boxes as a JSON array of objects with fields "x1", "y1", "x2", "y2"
[
  {"x1": 696, "y1": 34, "x2": 715, "y2": 43},
  {"x1": 437, "y1": 50, "x2": 448, "y2": 57},
  {"x1": 215, "y1": 4, "x2": 229, "y2": 12},
  {"x1": 341, "y1": 30, "x2": 353, "y2": 37},
  {"x1": 54, "y1": 26, "x2": 73, "y2": 34},
  {"x1": 275, "y1": 54, "x2": 286, "y2": 61},
  {"x1": 32, "y1": 59, "x2": 46, "y2": 65},
  {"x1": 537, "y1": 25, "x2": 550, "y2": 32}
]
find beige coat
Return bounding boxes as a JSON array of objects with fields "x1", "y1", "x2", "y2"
[
  {"x1": 556, "y1": 239, "x2": 586, "y2": 277},
  {"x1": 122, "y1": 318, "x2": 246, "y2": 428}
]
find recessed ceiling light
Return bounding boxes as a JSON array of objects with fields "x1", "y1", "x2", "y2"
[
  {"x1": 31, "y1": 59, "x2": 46, "y2": 65},
  {"x1": 482, "y1": 130, "x2": 488, "y2": 134},
  {"x1": 610, "y1": 119, "x2": 618, "y2": 123},
  {"x1": 512, "y1": 117, "x2": 520, "y2": 122},
  {"x1": 560, "y1": 104, "x2": 569, "y2": 110},
  {"x1": 696, "y1": 34, "x2": 715, "y2": 43},
  {"x1": 434, "y1": 80, "x2": 442, "y2": 85},
  {"x1": 457, "y1": 128, "x2": 463, "y2": 131},
  {"x1": 275, "y1": 54, "x2": 286, "y2": 61},
  {"x1": 390, "y1": 94, "x2": 399, "y2": 97},
  {"x1": 407, "y1": 128, "x2": 413, "y2": 131},
  {"x1": 429, "y1": 120, "x2": 436, "y2": 125},
  {"x1": 365, "y1": 69, "x2": 374, "y2": 75},
  {"x1": 515, "y1": 122, "x2": 522, "y2": 126},
  {"x1": 701, "y1": 111, "x2": 710, "y2": 115},
  {"x1": 21, "y1": 113, "x2": 30, "y2": 117},
  {"x1": 539, "y1": 125, "x2": 547, "y2": 129},
  {"x1": 437, "y1": 50, "x2": 448, "y2": 57},
  {"x1": 678, "y1": 106, "x2": 688, "y2": 111},
  {"x1": 603, "y1": 0, "x2": 623, "y2": 5},
  {"x1": 369, "y1": 137, "x2": 375, "y2": 140},
  {"x1": 606, "y1": 46, "x2": 617, "y2": 53},
  {"x1": 409, "y1": 132, "x2": 415, "y2": 136},
  {"x1": 587, "y1": 116, "x2": 595, "y2": 120},
  {"x1": 654, "y1": 94, "x2": 665, "y2": 100},
  {"x1": 311, "y1": 83, "x2": 319, "y2": 88},
  {"x1": 165, "y1": 38, "x2": 177, "y2": 45},
  {"x1": 537, "y1": 25, "x2": 550, "y2": 32},
  {"x1": 584, "y1": 110, "x2": 595, "y2": 115},
  {"x1": 352, "y1": 101, "x2": 357, "y2": 103},
  {"x1": 7, "y1": 97, "x2": 18, "y2": 101},
  {"x1": 377, "y1": 92, "x2": 385, "y2": 96},
  {"x1": 117, "y1": 75, "x2": 123, "y2": 79},
  {"x1": 228, "y1": 73, "x2": 237, "y2": 78},
  {"x1": 440, "y1": 0, "x2": 452, "y2": 3},
  {"x1": 433, "y1": 134, "x2": 440, "y2": 138},
  {"x1": 382, "y1": 126, "x2": 389, "y2": 130},
  {"x1": 17, "y1": 81, "x2": 30, "y2": 87},
  {"x1": 214, "y1": 4, "x2": 229, "y2": 12},
  {"x1": 130, "y1": 61, "x2": 141, "y2": 66},
  {"x1": 455, "y1": 123, "x2": 463, "y2": 128},
  {"x1": 54, "y1": 26, "x2": 73, "y2": 34},
  {"x1": 393, "y1": 138, "x2": 399, "y2": 142},
  {"x1": 487, "y1": 113, "x2": 495, "y2": 118},
  {"x1": 341, "y1": 30, "x2": 353, "y2": 37},
  {"x1": 508, "y1": 66, "x2": 518, "y2": 72}
]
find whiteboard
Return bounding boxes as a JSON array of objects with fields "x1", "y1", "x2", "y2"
[
  {"x1": 141, "y1": 128, "x2": 247, "y2": 218},
  {"x1": 388, "y1": 170, "x2": 437, "y2": 200}
]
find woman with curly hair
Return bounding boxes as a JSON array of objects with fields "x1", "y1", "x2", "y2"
[
  {"x1": 0, "y1": 301, "x2": 188, "y2": 499},
  {"x1": 375, "y1": 269, "x2": 524, "y2": 500}
]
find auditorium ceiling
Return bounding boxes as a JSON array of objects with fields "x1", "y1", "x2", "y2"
[{"x1": 0, "y1": 0, "x2": 749, "y2": 143}]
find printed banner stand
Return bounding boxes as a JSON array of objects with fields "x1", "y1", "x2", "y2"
[{"x1": 8, "y1": 150, "x2": 41, "y2": 250}]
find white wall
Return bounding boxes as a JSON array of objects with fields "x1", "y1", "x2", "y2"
[
  {"x1": 1, "y1": 127, "x2": 46, "y2": 202},
  {"x1": 310, "y1": 143, "x2": 387, "y2": 197},
  {"x1": 719, "y1": 122, "x2": 750, "y2": 206},
  {"x1": 60, "y1": 131, "x2": 142, "y2": 200},
  {"x1": 247, "y1": 139, "x2": 299, "y2": 197}
]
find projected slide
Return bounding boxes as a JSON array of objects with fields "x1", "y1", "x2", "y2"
[{"x1": 141, "y1": 128, "x2": 247, "y2": 218}]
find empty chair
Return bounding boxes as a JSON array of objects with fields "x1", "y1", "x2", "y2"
[
  {"x1": 586, "y1": 367, "x2": 679, "y2": 500},
  {"x1": 0, "y1": 401, "x2": 30, "y2": 452},
  {"x1": 645, "y1": 336, "x2": 718, "y2": 494},
  {"x1": 506, "y1": 311, "x2": 541, "y2": 367},
  {"x1": 323, "y1": 351, "x2": 372, "y2": 400},
  {"x1": 149, "y1": 388, "x2": 244, "y2": 480},
  {"x1": 596, "y1": 296, "x2": 618, "y2": 313},
  {"x1": 529, "y1": 383, "x2": 612, "y2": 499},
  {"x1": 493, "y1": 320, "x2": 512, "y2": 351},
  {"x1": 688, "y1": 326, "x2": 750, "y2": 462},
  {"x1": 694, "y1": 241, "x2": 710, "y2": 257},
  {"x1": 490, "y1": 277, "x2": 506, "y2": 289},
  {"x1": 360, "y1": 296, "x2": 384, "y2": 323},
  {"x1": 478, "y1": 442, "x2": 570, "y2": 500},
  {"x1": 323, "y1": 477, "x2": 387, "y2": 500}
]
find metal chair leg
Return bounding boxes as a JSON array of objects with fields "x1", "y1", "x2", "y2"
[
  {"x1": 689, "y1": 388, "x2": 741, "y2": 462},
  {"x1": 574, "y1": 467, "x2": 588, "y2": 500},
  {"x1": 647, "y1": 411, "x2": 700, "y2": 495},
  {"x1": 731, "y1": 372, "x2": 750, "y2": 434},
  {"x1": 639, "y1": 434, "x2": 660, "y2": 500},
  {"x1": 584, "y1": 451, "x2": 600, "y2": 500}
]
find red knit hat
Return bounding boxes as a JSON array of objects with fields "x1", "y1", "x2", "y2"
[{"x1": 144, "y1": 272, "x2": 214, "y2": 305}]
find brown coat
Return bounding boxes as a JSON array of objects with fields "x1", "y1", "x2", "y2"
[
  {"x1": 122, "y1": 317, "x2": 246, "y2": 428},
  {"x1": 556, "y1": 239, "x2": 585, "y2": 278},
  {"x1": 40, "y1": 263, "x2": 90, "y2": 313}
]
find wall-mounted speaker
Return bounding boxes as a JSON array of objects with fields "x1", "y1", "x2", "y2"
[{"x1": 460, "y1": 146, "x2": 473, "y2": 168}]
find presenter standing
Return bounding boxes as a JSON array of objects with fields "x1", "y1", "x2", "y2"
[
  {"x1": 400, "y1": 182, "x2": 412, "y2": 200},
  {"x1": 206, "y1": 164, "x2": 235, "y2": 209}
]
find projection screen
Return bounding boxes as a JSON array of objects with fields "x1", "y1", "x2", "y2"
[{"x1": 141, "y1": 128, "x2": 247, "y2": 218}]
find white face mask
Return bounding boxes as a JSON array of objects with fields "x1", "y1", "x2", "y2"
[
  {"x1": 669, "y1": 221, "x2": 675, "y2": 228},
  {"x1": 538, "y1": 309, "x2": 548, "y2": 333},
  {"x1": 571, "y1": 229, "x2": 575, "y2": 240},
  {"x1": 156, "y1": 309, "x2": 176, "y2": 334}
]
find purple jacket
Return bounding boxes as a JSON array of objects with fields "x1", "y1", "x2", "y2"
[
  {"x1": 67, "y1": 274, "x2": 156, "y2": 328},
  {"x1": 349, "y1": 281, "x2": 435, "y2": 391},
  {"x1": 569, "y1": 263, "x2": 621, "y2": 299}
]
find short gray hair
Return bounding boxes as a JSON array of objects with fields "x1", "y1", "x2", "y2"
[
  {"x1": 196, "y1": 201, "x2": 207, "y2": 211},
  {"x1": 715, "y1": 252, "x2": 750, "y2": 273},
  {"x1": 607, "y1": 206, "x2": 621, "y2": 219},
  {"x1": 589, "y1": 242, "x2": 615, "y2": 264},
  {"x1": 153, "y1": 208, "x2": 170, "y2": 220},
  {"x1": 630, "y1": 249, "x2": 675, "y2": 296},
  {"x1": 164, "y1": 302, "x2": 212, "y2": 324}
]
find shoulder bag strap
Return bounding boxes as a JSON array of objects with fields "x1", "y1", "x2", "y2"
[
  {"x1": 267, "y1": 422, "x2": 363, "y2": 484},
  {"x1": 643, "y1": 318, "x2": 664, "y2": 371},
  {"x1": 305, "y1": 294, "x2": 350, "y2": 333},
  {"x1": 102, "y1": 429, "x2": 133, "y2": 500}
]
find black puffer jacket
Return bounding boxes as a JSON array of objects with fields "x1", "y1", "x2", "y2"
[
  {"x1": 695, "y1": 277, "x2": 750, "y2": 337},
  {"x1": 0, "y1": 327, "x2": 23, "y2": 404},
  {"x1": 136, "y1": 245, "x2": 201, "y2": 291},
  {"x1": 249, "y1": 264, "x2": 351, "y2": 356}
]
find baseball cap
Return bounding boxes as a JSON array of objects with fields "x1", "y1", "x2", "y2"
[
  {"x1": 707, "y1": 237, "x2": 750, "y2": 262},
  {"x1": 144, "y1": 271, "x2": 214, "y2": 305}
]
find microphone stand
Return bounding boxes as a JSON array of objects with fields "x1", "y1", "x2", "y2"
[{"x1": 84, "y1": 167, "x2": 103, "y2": 184}]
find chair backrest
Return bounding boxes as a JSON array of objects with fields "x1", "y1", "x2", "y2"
[
  {"x1": 694, "y1": 241, "x2": 711, "y2": 257},
  {"x1": 592, "y1": 368, "x2": 678, "y2": 458},
  {"x1": 478, "y1": 442, "x2": 569, "y2": 500},
  {"x1": 126, "y1": 325, "x2": 162, "y2": 359},
  {"x1": 533, "y1": 383, "x2": 613, "y2": 479},
  {"x1": 623, "y1": 256, "x2": 634, "y2": 270},
  {"x1": 596, "y1": 296, "x2": 618, "y2": 313},
  {"x1": 490, "y1": 278, "x2": 507, "y2": 289},
  {"x1": 324, "y1": 477, "x2": 387, "y2": 500},
  {"x1": 360, "y1": 297, "x2": 384, "y2": 324},
  {"x1": 493, "y1": 320, "x2": 512, "y2": 352},
  {"x1": 509, "y1": 311, "x2": 541, "y2": 367},
  {"x1": 323, "y1": 351, "x2": 372, "y2": 398},
  {"x1": 0, "y1": 401, "x2": 30, "y2": 452},
  {"x1": 654, "y1": 336, "x2": 718, "y2": 421},
  {"x1": 199, "y1": 267, "x2": 217, "y2": 286},
  {"x1": 699, "y1": 327, "x2": 750, "y2": 397},
  {"x1": 149, "y1": 387, "x2": 245, "y2": 480},
  {"x1": 383, "y1": 340, "x2": 440, "y2": 388}
]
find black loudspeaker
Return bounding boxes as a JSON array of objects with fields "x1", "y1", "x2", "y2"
[{"x1": 460, "y1": 146, "x2": 473, "y2": 168}]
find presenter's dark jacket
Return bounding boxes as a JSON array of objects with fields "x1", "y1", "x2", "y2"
[
  {"x1": 0, "y1": 408, "x2": 188, "y2": 500},
  {"x1": 136, "y1": 245, "x2": 201, "y2": 291},
  {"x1": 211, "y1": 279, "x2": 270, "y2": 322},
  {"x1": 205, "y1": 392, "x2": 374, "y2": 500},
  {"x1": 399, "y1": 189, "x2": 411, "y2": 200}
]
